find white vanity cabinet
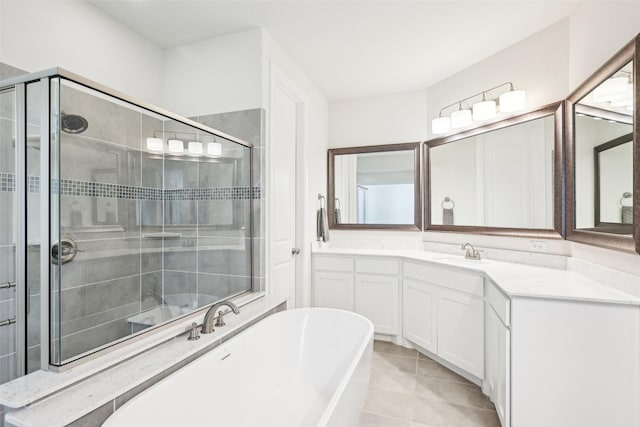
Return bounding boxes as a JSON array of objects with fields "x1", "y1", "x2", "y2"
[
  {"x1": 403, "y1": 277, "x2": 438, "y2": 353},
  {"x1": 484, "y1": 281, "x2": 511, "y2": 427},
  {"x1": 402, "y1": 261, "x2": 485, "y2": 379},
  {"x1": 354, "y1": 258, "x2": 400, "y2": 335},
  {"x1": 312, "y1": 256, "x2": 354, "y2": 310},
  {"x1": 312, "y1": 254, "x2": 400, "y2": 336}
]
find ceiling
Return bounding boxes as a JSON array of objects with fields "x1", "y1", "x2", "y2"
[{"x1": 89, "y1": 0, "x2": 581, "y2": 100}]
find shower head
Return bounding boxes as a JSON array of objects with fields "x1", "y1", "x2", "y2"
[{"x1": 61, "y1": 113, "x2": 88, "y2": 134}]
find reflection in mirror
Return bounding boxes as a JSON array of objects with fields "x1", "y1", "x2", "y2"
[
  {"x1": 567, "y1": 34, "x2": 638, "y2": 253},
  {"x1": 576, "y1": 112, "x2": 632, "y2": 232},
  {"x1": 574, "y1": 63, "x2": 634, "y2": 235},
  {"x1": 427, "y1": 104, "x2": 562, "y2": 236},
  {"x1": 431, "y1": 116, "x2": 554, "y2": 228},
  {"x1": 334, "y1": 151, "x2": 414, "y2": 224},
  {"x1": 328, "y1": 143, "x2": 422, "y2": 230}
]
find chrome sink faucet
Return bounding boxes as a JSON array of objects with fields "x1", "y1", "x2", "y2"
[
  {"x1": 461, "y1": 242, "x2": 482, "y2": 260},
  {"x1": 201, "y1": 301, "x2": 240, "y2": 334}
]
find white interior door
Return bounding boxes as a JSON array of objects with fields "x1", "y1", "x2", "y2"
[{"x1": 269, "y1": 66, "x2": 301, "y2": 305}]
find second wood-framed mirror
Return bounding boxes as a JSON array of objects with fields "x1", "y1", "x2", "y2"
[
  {"x1": 425, "y1": 102, "x2": 564, "y2": 238},
  {"x1": 327, "y1": 142, "x2": 422, "y2": 230},
  {"x1": 566, "y1": 34, "x2": 639, "y2": 254}
]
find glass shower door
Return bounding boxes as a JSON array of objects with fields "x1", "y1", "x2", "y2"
[{"x1": 0, "y1": 87, "x2": 17, "y2": 387}]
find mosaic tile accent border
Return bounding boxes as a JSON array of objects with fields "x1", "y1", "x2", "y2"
[
  {"x1": 0, "y1": 172, "x2": 15, "y2": 192},
  {"x1": 0, "y1": 173, "x2": 263, "y2": 200}
]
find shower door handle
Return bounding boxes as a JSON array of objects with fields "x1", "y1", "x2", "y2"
[{"x1": 291, "y1": 248, "x2": 301, "y2": 256}]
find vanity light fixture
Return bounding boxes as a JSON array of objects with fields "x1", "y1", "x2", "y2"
[
  {"x1": 146, "y1": 137, "x2": 164, "y2": 152},
  {"x1": 207, "y1": 141, "x2": 222, "y2": 156},
  {"x1": 188, "y1": 141, "x2": 203, "y2": 154},
  {"x1": 431, "y1": 114, "x2": 451, "y2": 134},
  {"x1": 431, "y1": 82, "x2": 526, "y2": 135},
  {"x1": 472, "y1": 93, "x2": 497, "y2": 121},
  {"x1": 451, "y1": 104, "x2": 472, "y2": 128},
  {"x1": 168, "y1": 139, "x2": 184, "y2": 153},
  {"x1": 498, "y1": 83, "x2": 527, "y2": 112}
]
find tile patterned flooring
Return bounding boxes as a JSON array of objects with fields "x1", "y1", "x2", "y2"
[{"x1": 361, "y1": 341, "x2": 501, "y2": 427}]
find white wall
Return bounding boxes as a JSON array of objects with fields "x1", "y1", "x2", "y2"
[
  {"x1": 261, "y1": 30, "x2": 329, "y2": 307},
  {"x1": 0, "y1": 1, "x2": 165, "y2": 105},
  {"x1": 329, "y1": 89, "x2": 428, "y2": 148},
  {"x1": 426, "y1": 18, "x2": 570, "y2": 139},
  {"x1": 163, "y1": 29, "x2": 263, "y2": 117},
  {"x1": 569, "y1": 1, "x2": 640, "y2": 91}
]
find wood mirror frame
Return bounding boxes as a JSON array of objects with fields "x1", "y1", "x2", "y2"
[
  {"x1": 424, "y1": 101, "x2": 564, "y2": 238},
  {"x1": 565, "y1": 35, "x2": 640, "y2": 254},
  {"x1": 327, "y1": 142, "x2": 423, "y2": 230}
]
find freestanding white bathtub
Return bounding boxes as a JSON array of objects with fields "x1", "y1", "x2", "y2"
[{"x1": 103, "y1": 308, "x2": 374, "y2": 427}]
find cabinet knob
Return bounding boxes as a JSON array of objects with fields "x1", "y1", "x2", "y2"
[{"x1": 291, "y1": 247, "x2": 301, "y2": 255}]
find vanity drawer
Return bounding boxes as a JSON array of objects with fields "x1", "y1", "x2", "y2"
[
  {"x1": 314, "y1": 256, "x2": 354, "y2": 272},
  {"x1": 486, "y1": 281, "x2": 510, "y2": 326},
  {"x1": 403, "y1": 261, "x2": 483, "y2": 296},
  {"x1": 356, "y1": 258, "x2": 399, "y2": 275}
]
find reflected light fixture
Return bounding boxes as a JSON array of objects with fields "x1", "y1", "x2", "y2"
[
  {"x1": 431, "y1": 82, "x2": 526, "y2": 135},
  {"x1": 609, "y1": 83, "x2": 633, "y2": 107},
  {"x1": 146, "y1": 137, "x2": 163, "y2": 152},
  {"x1": 168, "y1": 139, "x2": 184, "y2": 153},
  {"x1": 188, "y1": 141, "x2": 203, "y2": 154},
  {"x1": 592, "y1": 76, "x2": 629, "y2": 102},
  {"x1": 207, "y1": 141, "x2": 222, "y2": 156}
]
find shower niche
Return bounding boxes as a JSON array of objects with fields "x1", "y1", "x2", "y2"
[{"x1": 1, "y1": 69, "x2": 254, "y2": 371}]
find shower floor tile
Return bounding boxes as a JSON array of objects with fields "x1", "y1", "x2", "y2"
[{"x1": 361, "y1": 340, "x2": 500, "y2": 427}]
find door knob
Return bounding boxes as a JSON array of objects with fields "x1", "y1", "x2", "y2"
[{"x1": 291, "y1": 248, "x2": 301, "y2": 255}]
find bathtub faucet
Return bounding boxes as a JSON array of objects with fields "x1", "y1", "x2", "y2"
[{"x1": 201, "y1": 301, "x2": 240, "y2": 334}]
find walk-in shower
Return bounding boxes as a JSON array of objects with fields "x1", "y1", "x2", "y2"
[{"x1": 0, "y1": 68, "x2": 254, "y2": 389}]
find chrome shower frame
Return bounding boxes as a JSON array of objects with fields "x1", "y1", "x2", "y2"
[{"x1": 0, "y1": 67, "x2": 254, "y2": 372}]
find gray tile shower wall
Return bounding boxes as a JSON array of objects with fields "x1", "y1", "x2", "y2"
[{"x1": 194, "y1": 109, "x2": 265, "y2": 293}]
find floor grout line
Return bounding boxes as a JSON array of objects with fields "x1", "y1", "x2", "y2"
[
  {"x1": 366, "y1": 341, "x2": 499, "y2": 427},
  {"x1": 362, "y1": 409, "x2": 414, "y2": 423}
]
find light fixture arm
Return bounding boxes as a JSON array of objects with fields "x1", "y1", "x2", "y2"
[{"x1": 437, "y1": 82, "x2": 516, "y2": 116}]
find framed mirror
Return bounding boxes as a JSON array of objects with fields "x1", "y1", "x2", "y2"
[
  {"x1": 566, "y1": 35, "x2": 639, "y2": 253},
  {"x1": 327, "y1": 142, "x2": 422, "y2": 230},
  {"x1": 425, "y1": 102, "x2": 564, "y2": 238}
]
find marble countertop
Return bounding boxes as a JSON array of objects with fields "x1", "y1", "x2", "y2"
[{"x1": 312, "y1": 245, "x2": 640, "y2": 306}]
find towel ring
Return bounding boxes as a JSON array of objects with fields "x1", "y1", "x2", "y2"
[
  {"x1": 619, "y1": 192, "x2": 632, "y2": 207},
  {"x1": 441, "y1": 196, "x2": 455, "y2": 209}
]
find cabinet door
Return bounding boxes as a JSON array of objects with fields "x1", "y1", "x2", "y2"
[
  {"x1": 354, "y1": 274, "x2": 398, "y2": 334},
  {"x1": 403, "y1": 277, "x2": 438, "y2": 354},
  {"x1": 313, "y1": 271, "x2": 354, "y2": 311},
  {"x1": 438, "y1": 288, "x2": 484, "y2": 378},
  {"x1": 486, "y1": 306, "x2": 510, "y2": 427}
]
